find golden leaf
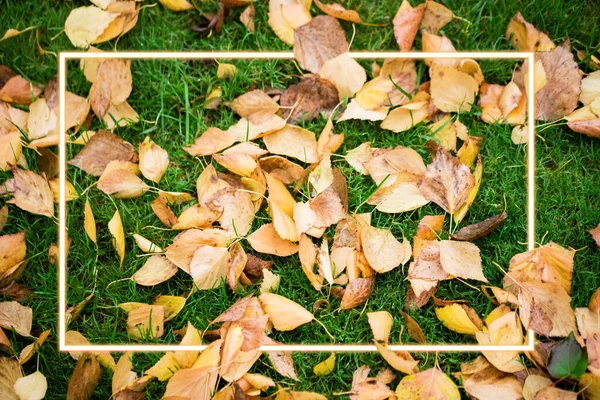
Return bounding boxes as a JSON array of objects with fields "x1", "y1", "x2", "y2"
[
  {"x1": 108, "y1": 209, "x2": 125, "y2": 266},
  {"x1": 258, "y1": 293, "x2": 313, "y2": 331}
]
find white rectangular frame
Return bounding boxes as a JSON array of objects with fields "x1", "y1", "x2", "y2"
[{"x1": 59, "y1": 51, "x2": 536, "y2": 353}]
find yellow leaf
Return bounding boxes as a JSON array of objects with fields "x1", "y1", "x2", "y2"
[
  {"x1": 430, "y1": 66, "x2": 479, "y2": 112},
  {"x1": 84, "y1": 198, "x2": 97, "y2": 243},
  {"x1": 367, "y1": 311, "x2": 394, "y2": 343},
  {"x1": 159, "y1": 0, "x2": 194, "y2": 11},
  {"x1": 108, "y1": 209, "x2": 125, "y2": 266},
  {"x1": 268, "y1": 4, "x2": 312, "y2": 45},
  {"x1": 319, "y1": 53, "x2": 367, "y2": 100},
  {"x1": 258, "y1": 293, "x2": 313, "y2": 331},
  {"x1": 313, "y1": 353, "x2": 335, "y2": 376},
  {"x1": 361, "y1": 225, "x2": 410, "y2": 273},
  {"x1": 435, "y1": 304, "x2": 481, "y2": 335},
  {"x1": 174, "y1": 322, "x2": 201, "y2": 368},
  {"x1": 395, "y1": 368, "x2": 460, "y2": 400},
  {"x1": 1, "y1": 26, "x2": 37, "y2": 42},
  {"x1": 18, "y1": 330, "x2": 51, "y2": 365},
  {"x1": 247, "y1": 223, "x2": 299, "y2": 256},
  {"x1": 153, "y1": 295, "x2": 186, "y2": 321},
  {"x1": 217, "y1": 63, "x2": 238, "y2": 80},
  {"x1": 145, "y1": 352, "x2": 180, "y2": 381},
  {"x1": 132, "y1": 234, "x2": 162, "y2": 253},
  {"x1": 263, "y1": 124, "x2": 319, "y2": 164},
  {"x1": 374, "y1": 341, "x2": 419, "y2": 375},
  {"x1": 64, "y1": 6, "x2": 119, "y2": 48}
]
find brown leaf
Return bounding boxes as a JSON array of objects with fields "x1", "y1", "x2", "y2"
[
  {"x1": 7, "y1": 167, "x2": 54, "y2": 218},
  {"x1": 420, "y1": 1, "x2": 454, "y2": 34},
  {"x1": 393, "y1": 1, "x2": 425, "y2": 51},
  {"x1": 535, "y1": 41, "x2": 582, "y2": 121},
  {"x1": 244, "y1": 254, "x2": 273, "y2": 281},
  {"x1": 267, "y1": 347, "x2": 299, "y2": 381},
  {"x1": 67, "y1": 353, "x2": 102, "y2": 400},
  {"x1": 280, "y1": 75, "x2": 339, "y2": 122},
  {"x1": 293, "y1": 15, "x2": 349, "y2": 73},
  {"x1": 313, "y1": 0, "x2": 362, "y2": 23},
  {"x1": 0, "y1": 66, "x2": 41, "y2": 105},
  {"x1": 405, "y1": 281, "x2": 437, "y2": 311},
  {"x1": 0, "y1": 301, "x2": 31, "y2": 337},
  {"x1": 463, "y1": 362, "x2": 523, "y2": 400},
  {"x1": 451, "y1": 211, "x2": 507, "y2": 241},
  {"x1": 68, "y1": 130, "x2": 136, "y2": 177},
  {"x1": 419, "y1": 148, "x2": 475, "y2": 214},
  {"x1": 567, "y1": 118, "x2": 600, "y2": 139},
  {"x1": 125, "y1": 304, "x2": 164, "y2": 339},
  {"x1": 399, "y1": 310, "x2": 427, "y2": 344},
  {"x1": 259, "y1": 156, "x2": 304, "y2": 185},
  {"x1": 151, "y1": 193, "x2": 179, "y2": 227},
  {"x1": 341, "y1": 276, "x2": 375, "y2": 309}
]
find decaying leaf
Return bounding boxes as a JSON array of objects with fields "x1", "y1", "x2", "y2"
[
  {"x1": 280, "y1": 75, "x2": 339, "y2": 122},
  {"x1": 451, "y1": 211, "x2": 507, "y2": 241},
  {"x1": 68, "y1": 130, "x2": 136, "y2": 177}
]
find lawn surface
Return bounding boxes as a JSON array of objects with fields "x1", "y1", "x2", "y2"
[{"x1": 2, "y1": 0, "x2": 600, "y2": 398}]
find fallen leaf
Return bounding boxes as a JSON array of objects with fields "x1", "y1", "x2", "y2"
[
  {"x1": 400, "y1": 310, "x2": 427, "y2": 344},
  {"x1": 439, "y1": 240, "x2": 487, "y2": 282},
  {"x1": 67, "y1": 353, "x2": 102, "y2": 400},
  {"x1": 393, "y1": 1, "x2": 425, "y2": 51},
  {"x1": 263, "y1": 124, "x2": 319, "y2": 163},
  {"x1": 231, "y1": 90, "x2": 279, "y2": 124},
  {"x1": 280, "y1": 75, "x2": 339, "y2": 122},
  {"x1": 0, "y1": 356, "x2": 21, "y2": 400},
  {"x1": 374, "y1": 341, "x2": 419, "y2": 375},
  {"x1": 64, "y1": 6, "x2": 119, "y2": 48},
  {"x1": 7, "y1": 167, "x2": 54, "y2": 218},
  {"x1": 132, "y1": 255, "x2": 178, "y2": 286},
  {"x1": 419, "y1": 148, "x2": 475, "y2": 214},
  {"x1": 421, "y1": 1, "x2": 454, "y2": 34},
  {"x1": 313, "y1": 353, "x2": 336, "y2": 376},
  {"x1": 361, "y1": 225, "x2": 410, "y2": 273},
  {"x1": 367, "y1": 311, "x2": 394, "y2": 343},
  {"x1": 517, "y1": 282, "x2": 576, "y2": 337},
  {"x1": 547, "y1": 332, "x2": 588, "y2": 379},
  {"x1": 319, "y1": 53, "x2": 367, "y2": 100},
  {"x1": 293, "y1": 15, "x2": 349, "y2": 73},
  {"x1": 108, "y1": 209, "x2": 125, "y2": 267},
  {"x1": 258, "y1": 293, "x2": 314, "y2": 331},
  {"x1": 395, "y1": 368, "x2": 460, "y2": 399},
  {"x1": 0, "y1": 301, "x2": 32, "y2": 337},
  {"x1": 159, "y1": 0, "x2": 194, "y2": 11},
  {"x1": 240, "y1": 4, "x2": 255, "y2": 32},
  {"x1": 430, "y1": 66, "x2": 479, "y2": 112},
  {"x1": 217, "y1": 63, "x2": 237, "y2": 79},
  {"x1": 463, "y1": 361, "x2": 523, "y2": 400},
  {"x1": 534, "y1": 41, "x2": 582, "y2": 121},
  {"x1": 247, "y1": 223, "x2": 299, "y2": 256},
  {"x1": 0, "y1": 231, "x2": 26, "y2": 277},
  {"x1": 590, "y1": 223, "x2": 600, "y2": 246},
  {"x1": 314, "y1": 0, "x2": 362, "y2": 23},
  {"x1": 580, "y1": 71, "x2": 600, "y2": 105},
  {"x1": 268, "y1": 2, "x2": 312, "y2": 46},
  {"x1": 68, "y1": 130, "x2": 136, "y2": 177},
  {"x1": 435, "y1": 303, "x2": 482, "y2": 335},
  {"x1": 19, "y1": 330, "x2": 50, "y2": 365},
  {"x1": 189, "y1": 245, "x2": 229, "y2": 290},
  {"x1": 341, "y1": 276, "x2": 375, "y2": 309},
  {"x1": 138, "y1": 137, "x2": 168, "y2": 184},
  {"x1": 505, "y1": 12, "x2": 555, "y2": 52},
  {"x1": 14, "y1": 371, "x2": 47, "y2": 400},
  {"x1": 125, "y1": 304, "x2": 164, "y2": 339}
]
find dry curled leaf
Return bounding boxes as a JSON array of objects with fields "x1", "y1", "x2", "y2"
[
  {"x1": 341, "y1": 276, "x2": 376, "y2": 309},
  {"x1": 451, "y1": 211, "x2": 507, "y2": 241},
  {"x1": 67, "y1": 353, "x2": 102, "y2": 400},
  {"x1": 7, "y1": 167, "x2": 54, "y2": 218}
]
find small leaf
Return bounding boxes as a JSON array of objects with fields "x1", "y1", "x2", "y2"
[
  {"x1": 313, "y1": 353, "x2": 335, "y2": 376},
  {"x1": 547, "y1": 332, "x2": 588, "y2": 379}
]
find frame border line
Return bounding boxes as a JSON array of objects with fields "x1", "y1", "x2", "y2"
[{"x1": 59, "y1": 51, "x2": 536, "y2": 352}]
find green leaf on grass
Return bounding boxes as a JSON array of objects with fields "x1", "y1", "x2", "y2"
[{"x1": 547, "y1": 332, "x2": 588, "y2": 379}]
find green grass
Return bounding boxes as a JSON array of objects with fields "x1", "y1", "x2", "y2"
[{"x1": 2, "y1": 0, "x2": 600, "y2": 398}]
